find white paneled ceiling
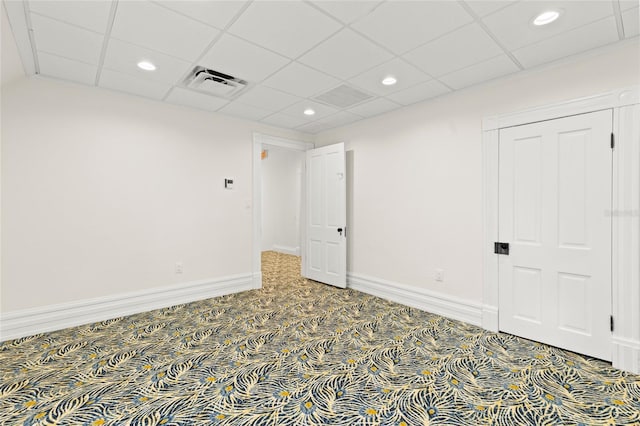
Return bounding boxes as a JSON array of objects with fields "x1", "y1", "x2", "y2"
[
  {"x1": 227, "y1": 1, "x2": 341, "y2": 58},
  {"x1": 30, "y1": 13, "x2": 104, "y2": 64},
  {"x1": 6, "y1": 0, "x2": 638, "y2": 134},
  {"x1": 403, "y1": 23, "x2": 504, "y2": 77},
  {"x1": 351, "y1": 1, "x2": 473, "y2": 54}
]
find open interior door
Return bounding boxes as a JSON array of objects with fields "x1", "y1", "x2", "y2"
[{"x1": 303, "y1": 143, "x2": 347, "y2": 288}]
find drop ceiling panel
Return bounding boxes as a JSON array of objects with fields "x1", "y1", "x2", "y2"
[
  {"x1": 262, "y1": 62, "x2": 340, "y2": 98},
  {"x1": 99, "y1": 69, "x2": 171, "y2": 99},
  {"x1": 199, "y1": 34, "x2": 289, "y2": 82},
  {"x1": 349, "y1": 58, "x2": 430, "y2": 96},
  {"x1": 30, "y1": 14, "x2": 104, "y2": 65},
  {"x1": 482, "y1": 1, "x2": 615, "y2": 50},
  {"x1": 165, "y1": 87, "x2": 229, "y2": 112},
  {"x1": 317, "y1": 110, "x2": 362, "y2": 128},
  {"x1": 218, "y1": 101, "x2": 272, "y2": 121},
  {"x1": 386, "y1": 79, "x2": 451, "y2": 105},
  {"x1": 228, "y1": 1, "x2": 342, "y2": 59},
  {"x1": 348, "y1": 97, "x2": 400, "y2": 117},
  {"x1": 103, "y1": 39, "x2": 191, "y2": 84},
  {"x1": 513, "y1": 17, "x2": 620, "y2": 68},
  {"x1": 111, "y1": 0, "x2": 219, "y2": 61},
  {"x1": 439, "y1": 54, "x2": 519, "y2": 90},
  {"x1": 38, "y1": 52, "x2": 97, "y2": 85},
  {"x1": 351, "y1": 1, "x2": 473, "y2": 54},
  {"x1": 280, "y1": 100, "x2": 339, "y2": 120},
  {"x1": 296, "y1": 121, "x2": 332, "y2": 134},
  {"x1": 404, "y1": 23, "x2": 505, "y2": 77},
  {"x1": 234, "y1": 86, "x2": 301, "y2": 111},
  {"x1": 462, "y1": 1, "x2": 517, "y2": 17},
  {"x1": 28, "y1": 1, "x2": 112, "y2": 33},
  {"x1": 261, "y1": 113, "x2": 310, "y2": 129},
  {"x1": 155, "y1": 1, "x2": 247, "y2": 30},
  {"x1": 298, "y1": 29, "x2": 393, "y2": 79},
  {"x1": 619, "y1": 1, "x2": 639, "y2": 11},
  {"x1": 310, "y1": 1, "x2": 382, "y2": 24},
  {"x1": 622, "y1": 7, "x2": 639, "y2": 38}
]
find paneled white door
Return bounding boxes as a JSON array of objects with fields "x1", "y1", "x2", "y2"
[
  {"x1": 304, "y1": 143, "x2": 346, "y2": 288},
  {"x1": 498, "y1": 110, "x2": 612, "y2": 360}
]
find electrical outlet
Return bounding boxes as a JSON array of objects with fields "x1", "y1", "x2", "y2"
[
  {"x1": 435, "y1": 269, "x2": 444, "y2": 282},
  {"x1": 175, "y1": 262, "x2": 183, "y2": 274}
]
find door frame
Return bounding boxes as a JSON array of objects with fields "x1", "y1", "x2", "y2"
[
  {"x1": 481, "y1": 86, "x2": 640, "y2": 373},
  {"x1": 252, "y1": 133, "x2": 314, "y2": 289}
]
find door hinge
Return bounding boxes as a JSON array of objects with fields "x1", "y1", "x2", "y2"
[
  {"x1": 610, "y1": 315, "x2": 614, "y2": 332},
  {"x1": 611, "y1": 133, "x2": 615, "y2": 149},
  {"x1": 494, "y1": 242, "x2": 509, "y2": 255}
]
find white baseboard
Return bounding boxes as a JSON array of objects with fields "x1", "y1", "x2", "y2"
[
  {"x1": 252, "y1": 272, "x2": 263, "y2": 289},
  {"x1": 0, "y1": 273, "x2": 254, "y2": 342},
  {"x1": 612, "y1": 336, "x2": 640, "y2": 375},
  {"x1": 347, "y1": 273, "x2": 482, "y2": 327},
  {"x1": 482, "y1": 304, "x2": 499, "y2": 332},
  {"x1": 272, "y1": 245, "x2": 300, "y2": 256}
]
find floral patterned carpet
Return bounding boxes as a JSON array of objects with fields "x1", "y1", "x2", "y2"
[{"x1": 1, "y1": 251, "x2": 639, "y2": 425}]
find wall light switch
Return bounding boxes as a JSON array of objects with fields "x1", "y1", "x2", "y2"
[{"x1": 225, "y1": 178, "x2": 234, "y2": 189}]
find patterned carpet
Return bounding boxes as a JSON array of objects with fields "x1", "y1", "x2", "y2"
[{"x1": 1, "y1": 251, "x2": 639, "y2": 425}]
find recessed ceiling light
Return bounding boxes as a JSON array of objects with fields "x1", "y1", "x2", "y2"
[
  {"x1": 304, "y1": 108, "x2": 315, "y2": 116},
  {"x1": 137, "y1": 61, "x2": 156, "y2": 71},
  {"x1": 533, "y1": 10, "x2": 560, "y2": 26},
  {"x1": 382, "y1": 76, "x2": 397, "y2": 86}
]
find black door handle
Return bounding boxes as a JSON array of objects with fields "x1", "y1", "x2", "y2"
[
  {"x1": 337, "y1": 227, "x2": 343, "y2": 236},
  {"x1": 494, "y1": 242, "x2": 509, "y2": 255}
]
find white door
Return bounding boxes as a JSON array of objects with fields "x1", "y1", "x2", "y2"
[
  {"x1": 498, "y1": 110, "x2": 612, "y2": 361},
  {"x1": 304, "y1": 143, "x2": 347, "y2": 288}
]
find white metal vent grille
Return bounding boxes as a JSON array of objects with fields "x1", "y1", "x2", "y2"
[
  {"x1": 313, "y1": 84, "x2": 373, "y2": 108},
  {"x1": 184, "y1": 66, "x2": 248, "y2": 99}
]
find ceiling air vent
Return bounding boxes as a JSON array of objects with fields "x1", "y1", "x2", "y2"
[
  {"x1": 184, "y1": 66, "x2": 248, "y2": 99},
  {"x1": 314, "y1": 84, "x2": 373, "y2": 108}
]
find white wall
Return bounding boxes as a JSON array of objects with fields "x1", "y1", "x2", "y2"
[
  {"x1": 1, "y1": 76, "x2": 307, "y2": 313},
  {"x1": 2, "y1": 30, "x2": 638, "y2": 320},
  {"x1": 1, "y1": 4, "x2": 27, "y2": 314},
  {"x1": 316, "y1": 40, "x2": 640, "y2": 304},
  {"x1": 261, "y1": 146, "x2": 303, "y2": 255}
]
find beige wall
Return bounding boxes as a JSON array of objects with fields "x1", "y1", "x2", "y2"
[
  {"x1": 315, "y1": 40, "x2": 640, "y2": 303},
  {"x1": 1, "y1": 76, "x2": 307, "y2": 311}
]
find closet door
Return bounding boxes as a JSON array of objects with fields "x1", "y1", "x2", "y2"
[{"x1": 498, "y1": 110, "x2": 612, "y2": 360}]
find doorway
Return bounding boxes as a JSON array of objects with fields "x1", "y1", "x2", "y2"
[
  {"x1": 251, "y1": 134, "x2": 314, "y2": 289},
  {"x1": 261, "y1": 146, "x2": 304, "y2": 256}
]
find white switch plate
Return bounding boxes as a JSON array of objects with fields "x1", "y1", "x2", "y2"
[
  {"x1": 175, "y1": 262, "x2": 183, "y2": 274},
  {"x1": 435, "y1": 269, "x2": 444, "y2": 282}
]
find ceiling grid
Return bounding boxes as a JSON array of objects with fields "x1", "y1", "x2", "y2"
[{"x1": 7, "y1": 0, "x2": 637, "y2": 134}]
